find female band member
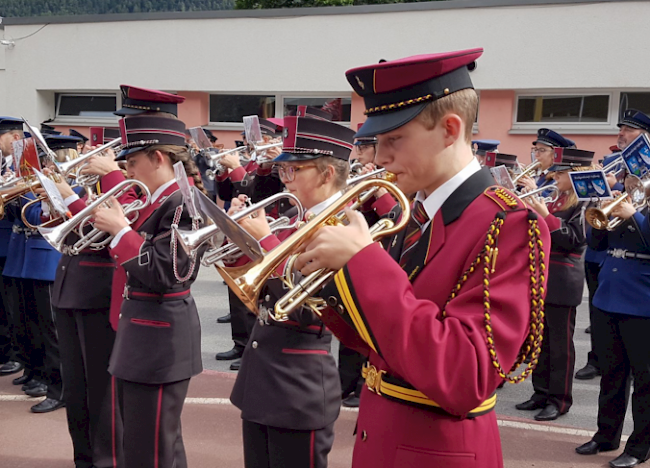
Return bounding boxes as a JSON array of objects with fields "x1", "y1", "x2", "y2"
[
  {"x1": 91, "y1": 114, "x2": 206, "y2": 468},
  {"x1": 228, "y1": 116, "x2": 355, "y2": 468},
  {"x1": 516, "y1": 149, "x2": 595, "y2": 421}
]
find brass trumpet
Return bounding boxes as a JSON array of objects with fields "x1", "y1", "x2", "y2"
[
  {"x1": 216, "y1": 178, "x2": 410, "y2": 317},
  {"x1": 173, "y1": 192, "x2": 304, "y2": 265},
  {"x1": 586, "y1": 175, "x2": 650, "y2": 230},
  {"x1": 38, "y1": 180, "x2": 151, "y2": 254}
]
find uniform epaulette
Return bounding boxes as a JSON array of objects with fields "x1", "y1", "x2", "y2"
[{"x1": 483, "y1": 186, "x2": 526, "y2": 211}]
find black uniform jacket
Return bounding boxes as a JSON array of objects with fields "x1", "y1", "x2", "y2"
[
  {"x1": 543, "y1": 194, "x2": 588, "y2": 307},
  {"x1": 230, "y1": 223, "x2": 341, "y2": 431},
  {"x1": 108, "y1": 186, "x2": 203, "y2": 385}
]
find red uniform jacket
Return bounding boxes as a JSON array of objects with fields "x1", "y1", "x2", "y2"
[{"x1": 319, "y1": 168, "x2": 551, "y2": 468}]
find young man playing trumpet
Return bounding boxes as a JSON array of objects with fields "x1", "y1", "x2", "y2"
[{"x1": 293, "y1": 49, "x2": 551, "y2": 467}]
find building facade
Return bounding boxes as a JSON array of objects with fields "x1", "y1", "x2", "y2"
[{"x1": 1, "y1": 0, "x2": 648, "y2": 161}]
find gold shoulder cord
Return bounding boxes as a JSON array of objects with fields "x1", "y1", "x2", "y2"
[{"x1": 441, "y1": 209, "x2": 546, "y2": 384}]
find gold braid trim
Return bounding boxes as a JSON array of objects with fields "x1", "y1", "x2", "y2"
[{"x1": 441, "y1": 211, "x2": 545, "y2": 384}]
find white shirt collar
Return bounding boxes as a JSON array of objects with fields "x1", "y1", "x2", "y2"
[
  {"x1": 151, "y1": 179, "x2": 177, "y2": 204},
  {"x1": 415, "y1": 158, "x2": 481, "y2": 222},
  {"x1": 307, "y1": 191, "x2": 343, "y2": 218}
]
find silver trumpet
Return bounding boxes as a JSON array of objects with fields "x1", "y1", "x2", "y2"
[
  {"x1": 38, "y1": 179, "x2": 151, "y2": 255},
  {"x1": 173, "y1": 192, "x2": 304, "y2": 263},
  {"x1": 602, "y1": 156, "x2": 626, "y2": 178},
  {"x1": 250, "y1": 141, "x2": 283, "y2": 165},
  {"x1": 204, "y1": 146, "x2": 249, "y2": 180},
  {"x1": 519, "y1": 184, "x2": 560, "y2": 204},
  {"x1": 200, "y1": 216, "x2": 294, "y2": 267},
  {"x1": 57, "y1": 138, "x2": 123, "y2": 188}
]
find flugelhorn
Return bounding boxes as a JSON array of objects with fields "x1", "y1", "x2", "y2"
[
  {"x1": 216, "y1": 177, "x2": 410, "y2": 318},
  {"x1": 55, "y1": 137, "x2": 122, "y2": 187},
  {"x1": 173, "y1": 192, "x2": 304, "y2": 264},
  {"x1": 38, "y1": 180, "x2": 151, "y2": 254},
  {"x1": 250, "y1": 141, "x2": 282, "y2": 165},
  {"x1": 586, "y1": 175, "x2": 650, "y2": 230},
  {"x1": 519, "y1": 184, "x2": 560, "y2": 204}
]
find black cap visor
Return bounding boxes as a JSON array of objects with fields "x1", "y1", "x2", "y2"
[
  {"x1": 116, "y1": 145, "x2": 150, "y2": 161},
  {"x1": 273, "y1": 152, "x2": 325, "y2": 163}
]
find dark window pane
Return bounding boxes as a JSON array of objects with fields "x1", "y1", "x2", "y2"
[
  {"x1": 516, "y1": 95, "x2": 608, "y2": 123},
  {"x1": 620, "y1": 93, "x2": 650, "y2": 119},
  {"x1": 582, "y1": 96, "x2": 610, "y2": 122},
  {"x1": 57, "y1": 94, "x2": 116, "y2": 118},
  {"x1": 517, "y1": 98, "x2": 536, "y2": 122},
  {"x1": 210, "y1": 95, "x2": 275, "y2": 123},
  {"x1": 283, "y1": 97, "x2": 351, "y2": 122}
]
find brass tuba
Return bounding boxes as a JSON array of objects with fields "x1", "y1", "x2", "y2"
[{"x1": 216, "y1": 178, "x2": 410, "y2": 318}]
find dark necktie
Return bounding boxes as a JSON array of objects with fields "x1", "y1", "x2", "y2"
[{"x1": 399, "y1": 200, "x2": 429, "y2": 269}]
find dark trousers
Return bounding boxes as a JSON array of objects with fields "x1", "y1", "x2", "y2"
[
  {"x1": 6, "y1": 277, "x2": 30, "y2": 369},
  {"x1": 120, "y1": 378, "x2": 190, "y2": 468},
  {"x1": 592, "y1": 308, "x2": 650, "y2": 460},
  {"x1": 531, "y1": 304, "x2": 576, "y2": 413},
  {"x1": 585, "y1": 261, "x2": 600, "y2": 369},
  {"x1": 338, "y1": 344, "x2": 365, "y2": 398},
  {"x1": 230, "y1": 288, "x2": 256, "y2": 351},
  {"x1": 0, "y1": 258, "x2": 13, "y2": 363},
  {"x1": 57, "y1": 307, "x2": 122, "y2": 468},
  {"x1": 23, "y1": 279, "x2": 62, "y2": 400},
  {"x1": 242, "y1": 420, "x2": 335, "y2": 468}
]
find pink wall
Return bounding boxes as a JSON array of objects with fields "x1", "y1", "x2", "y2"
[
  {"x1": 475, "y1": 90, "x2": 618, "y2": 163},
  {"x1": 50, "y1": 90, "x2": 621, "y2": 160}
]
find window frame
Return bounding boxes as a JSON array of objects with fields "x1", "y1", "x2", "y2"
[
  {"x1": 53, "y1": 92, "x2": 121, "y2": 125},
  {"x1": 208, "y1": 92, "x2": 352, "y2": 130},
  {"x1": 511, "y1": 90, "x2": 616, "y2": 134}
]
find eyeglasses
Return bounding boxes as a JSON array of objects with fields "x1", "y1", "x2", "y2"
[
  {"x1": 276, "y1": 164, "x2": 319, "y2": 182},
  {"x1": 355, "y1": 144, "x2": 375, "y2": 154},
  {"x1": 531, "y1": 147, "x2": 553, "y2": 154}
]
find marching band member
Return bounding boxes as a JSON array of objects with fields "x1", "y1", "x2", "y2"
[
  {"x1": 516, "y1": 149, "x2": 594, "y2": 421},
  {"x1": 70, "y1": 129, "x2": 91, "y2": 153},
  {"x1": 519, "y1": 128, "x2": 575, "y2": 192},
  {"x1": 575, "y1": 189, "x2": 650, "y2": 468},
  {"x1": 293, "y1": 49, "x2": 551, "y2": 467},
  {"x1": 472, "y1": 139, "x2": 500, "y2": 166},
  {"x1": 228, "y1": 116, "x2": 352, "y2": 468},
  {"x1": 92, "y1": 114, "x2": 205, "y2": 468},
  {"x1": 576, "y1": 110, "x2": 650, "y2": 382},
  {"x1": 214, "y1": 118, "x2": 283, "y2": 370},
  {"x1": 46, "y1": 137, "x2": 125, "y2": 468},
  {"x1": 0, "y1": 117, "x2": 25, "y2": 377}
]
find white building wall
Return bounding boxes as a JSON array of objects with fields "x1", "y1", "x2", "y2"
[{"x1": 1, "y1": 0, "x2": 648, "y2": 123}]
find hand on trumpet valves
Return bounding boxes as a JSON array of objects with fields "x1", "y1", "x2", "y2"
[
  {"x1": 80, "y1": 154, "x2": 120, "y2": 177},
  {"x1": 606, "y1": 192, "x2": 636, "y2": 220},
  {"x1": 518, "y1": 175, "x2": 537, "y2": 193},
  {"x1": 294, "y1": 207, "x2": 373, "y2": 276},
  {"x1": 92, "y1": 196, "x2": 128, "y2": 236},
  {"x1": 229, "y1": 195, "x2": 271, "y2": 241},
  {"x1": 41, "y1": 168, "x2": 75, "y2": 198},
  {"x1": 220, "y1": 152, "x2": 242, "y2": 170}
]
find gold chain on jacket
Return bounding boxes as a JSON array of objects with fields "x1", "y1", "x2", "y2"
[{"x1": 441, "y1": 211, "x2": 545, "y2": 384}]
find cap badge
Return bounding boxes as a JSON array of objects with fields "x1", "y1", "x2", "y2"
[
  {"x1": 355, "y1": 76, "x2": 365, "y2": 91},
  {"x1": 283, "y1": 128, "x2": 289, "y2": 138}
]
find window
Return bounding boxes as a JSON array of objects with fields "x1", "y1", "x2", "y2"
[
  {"x1": 209, "y1": 95, "x2": 276, "y2": 123},
  {"x1": 55, "y1": 93, "x2": 117, "y2": 119},
  {"x1": 516, "y1": 95, "x2": 609, "y2": 123},
  {"x1": 619, "y1": 92, "x2": 650, "y2": 118},
  {"x1": 282, "y1": 97, "x2": 351, "y2": 122}
]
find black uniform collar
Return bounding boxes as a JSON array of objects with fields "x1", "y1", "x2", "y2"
[{"x1": 441, "y1": 167, "x2": 495, "y2": 225}]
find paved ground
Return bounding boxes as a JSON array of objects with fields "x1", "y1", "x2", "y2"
[{"x1": 0, "y1": 266, "x2": 635, "y2": 467}]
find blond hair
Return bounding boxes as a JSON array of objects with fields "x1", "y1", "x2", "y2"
[
  {"x1": 313, "y1": 156, "x2": 349, "y2": 190},
  {"x1": 414, "y1": 88, "x2": 478, "y2": 143}
]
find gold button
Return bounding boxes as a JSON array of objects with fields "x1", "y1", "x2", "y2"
[{"x1": 361, "y1": 430, "x2": 367, "y2": 441}]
